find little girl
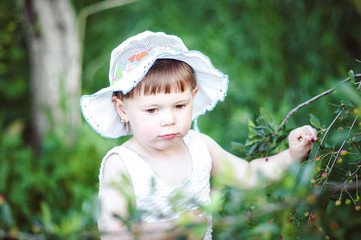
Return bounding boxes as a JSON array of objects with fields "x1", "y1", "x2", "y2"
[{"x1": 80, "y1": 31, "x2": 317, "y2": 240}]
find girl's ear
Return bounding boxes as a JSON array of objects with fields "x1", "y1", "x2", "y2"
[
  {"x1": 192, "y1": 86, "x2": 199, "y2": 97},
  {"x1": 112, "y1": 95, "x2": 128, "y2": 122}
]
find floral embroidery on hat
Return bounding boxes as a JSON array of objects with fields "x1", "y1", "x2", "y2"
[
  {"x1": 111, "y1": 47, "x2": 184, "y2": 85},
  {"x1": 129, "y1": 51, "x2": 149, "y2": 62}
]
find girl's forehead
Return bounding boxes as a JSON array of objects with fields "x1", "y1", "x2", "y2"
[
  {"x1": 127, "y1": 89, "x2": 194, "y2": 105},
  {"x1": 133, "y1": 84, "x2": 194, "y2": 97}
]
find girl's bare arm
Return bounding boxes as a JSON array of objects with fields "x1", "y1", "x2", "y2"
[{"x1": 201, "y1": 125, "x2": 317, "y2": 189}]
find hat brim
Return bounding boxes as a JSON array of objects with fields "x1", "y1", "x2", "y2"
[{"x1": 80, "y1": 50, "x2": 228, "y2": 138}]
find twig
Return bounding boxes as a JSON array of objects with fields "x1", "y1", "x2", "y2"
[
  {"x1": 313, "y1": 111, "x2": 342, "y2": 159},
  {"x1": 330, "y1": 178, "x2": 361, "y2": 192},
  {"x1": 322, "y1": 117, "x2": 358, "y2": 186},
  {"x1": 77, "y1": 0, "x2": 138, "y2": 90},
  {"x1": 252, "y1": 73, "x2": 361, "y2": 157},
  {"x1": 78, "y1": 0, "x2": 137, "y2": 45},
  {"x1": 278, "y1": 74, "x2": 361, "y2": 131}
]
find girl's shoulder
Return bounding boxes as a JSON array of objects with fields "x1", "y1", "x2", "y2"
[
  {"x1": 99, "y1": 145, "x2": 129, "y2": 186},
  {"x1": 184, "y1": 129, "x2": 210, "y2": 148},
  {"x1": 184, "y1": 129, "x2": 203, "y2": 143},
  {"x1": 103, "y1": 145, "x2": 124, "y2": 160}
]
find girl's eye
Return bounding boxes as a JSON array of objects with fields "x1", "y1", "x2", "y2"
[
  {"x1": 175, "y1": 104, "x2": 186, "y2": 109},
  {"x1": 146, "y1": 108, "x2": 157, "y2": 114}
]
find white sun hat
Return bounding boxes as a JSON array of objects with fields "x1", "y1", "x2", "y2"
[{"x1": 80, "y1": 31, "x2": 228, "y2": 138}]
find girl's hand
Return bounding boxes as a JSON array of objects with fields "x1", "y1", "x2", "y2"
[{"x1": 288, "y1": 125, "x2": 318, "y2": 160}]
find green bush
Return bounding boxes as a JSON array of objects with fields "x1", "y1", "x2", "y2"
[
  {"x1": 0, "y1": 120, "x2": 106, "y2": 239},
  {"x1": 209, "y1": 71, "x2": 361, "y2": 239}
]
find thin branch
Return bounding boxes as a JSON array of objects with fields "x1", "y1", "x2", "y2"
[
  {"x1": 330, "y1": 178, "x2": 361, "y2": 192},
  {"x1": 313, "y1": 111, "x2": 342, "y2": 159},
  {"x1": 251, "y1": 74, "x2": 361, "y2": 157},
  {"x1": 77, "y1": 0, "x2": 137, "y2": 90},
  {"x1": 78, "y1": 0, "x2": 137, "y2": 44},
  {"x1": 278, "y1": 74, "x2": 361, "y2": 131},
  {"x1": 322, "y1": 117, "x2": 358, "y2": 186}
]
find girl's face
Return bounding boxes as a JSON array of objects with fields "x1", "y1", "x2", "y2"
[{"x1": 113, "y1": 87, "x2": 198, "y2": 153}]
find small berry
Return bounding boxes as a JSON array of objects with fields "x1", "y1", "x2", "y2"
[
  {"x1": 355, "y1": 205, "x2": 361, "y2": 211},
  {"x1": 314, "y1": 156, "x2": 321, "y2": 161},
  {"x1": 311, "y1": 178, "x2": 317, "y2": 184},
  {"x1": 298, "y1": 136, "x2": 303, "y2": 142},
  {"x1": 269, "y1": 219, "x2": 273, "y2": 224},
  {"x1": 354, "y1": 108, "x2": 360, "y2": 115},
  {"x1": 313, "y1": 183, "x2": 320, "y2": 188},
  {"x1": 330, "y1": 221, "x2": 339, "y2": 230},
  {"x1": 315, "y1": 166, "x2": 321, "y2": 173},
  {"x1": 317, "y1": 138, "x2": 322, "y2": 143},
  {"x1": 280, "y1": 235, "x2": 283, "y2": 239},
  {"x1": 340, "y1": 149, "x2": 348, "y2": 156},
  {"x1": 304, "y1": 211, "x2": 310, "y2": 217},
  {"x1": 311, "y1": 213, "x2": 317, "y2": 221},
  {"x1": 0, "y1": 195, "x2": 4, "y2": 205},
  {"x1": 345, "y1": 199, "x2": 352, "y2": 205},
  {"x1": 355, "y1": 195, "x2": 360, "y2": 202},
  {"x1": 307, "y1": 194, "x2": 317, "y2": 203},
  {"x1": 265, "y1": 157, "x2": 269, "y2": 162},
  {"x1": 336, "y1": 157, "x2": 343, "y2": 164},
  {"x1": 321, "y1": 172, "x2": 328, "y2": 179},
  {"x1": 335, "y1": 199, "x2": 341, "y2": 206},
  {"x1": 276, "y1": 151, "x2": 280, "y2": 154},
  {"x1": 288, "y1": 217, "x2": 293, "y2": 223}
]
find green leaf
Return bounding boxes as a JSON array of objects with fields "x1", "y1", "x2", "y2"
[
  {"x1": 338, "y1": 84, "x2": 361, "y2": 109},
  {"x1": 349, "y1": 69, "x2": 356, "y2": 82},
  {"x1": 260, "y1": 107, "x2": 274, "y2": 125},
  {"x1": 309, "y1": 113, "x2": 320, "y2": 122},
  {"x1": 0, "y1": 202, "x2": 15, "y2": 227},
  {"x1": 248, "y1": 119, "x2": 256, "y2": 137},
  {"x1": 309, "y1": 114, "x2": 321, "y2": 129},
  {"x1": 231, "y1": 142, "x2": 246, "y2": 152},
  {"x1": 247, "y1": 143, "x2": 259, "y2": 156},
  {"x1": 253, "y1": 126, "x2": 266, "y2": 136},
  {"x1": 276, "y1": 134, "x2": 287, "y2": 144},
  {"x1": 353, "y1": 135, "x2": 361, "y2": 142},
  {"x1": 310, "y1": 117, "x2": 321, "y2": 129},
  {"x1": 41, "y1": 201, "x2": 54, "y2": 232}
]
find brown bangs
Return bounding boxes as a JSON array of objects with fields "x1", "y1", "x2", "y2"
[{"x1": 115, "y1": 59, "x2": 197, "y2": 100}]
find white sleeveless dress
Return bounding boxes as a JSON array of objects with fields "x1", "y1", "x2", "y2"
[{"x1": 99, "y1": 130, "x2": 213, "y2": 239}]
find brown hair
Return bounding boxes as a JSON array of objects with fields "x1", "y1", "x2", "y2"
[{"x1": 114, "y1": 59, "x2": 197, "y2": 100}]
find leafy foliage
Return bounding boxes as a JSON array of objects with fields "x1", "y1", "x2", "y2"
[
  {"x1": 0, "y1": 118, "x2": 119, "y2": 239},
  {"x1": 231, "y1": 107, "x2": 290, "y2": 160},
  {"x1": 210, "y1": 72, "x2": 361, "y2": 239}
]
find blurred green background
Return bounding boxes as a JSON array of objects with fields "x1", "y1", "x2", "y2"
[
  {"x1": 1, "y1": 0, "x2": 361, "y2": 238},
  {"x1": 79, "y1": 0, "x2": 361, "y2": 147}
]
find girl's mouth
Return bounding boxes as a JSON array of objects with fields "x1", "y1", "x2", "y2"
[{"x1": 161, "y1": 134, "x2": 177, "y2": 140}]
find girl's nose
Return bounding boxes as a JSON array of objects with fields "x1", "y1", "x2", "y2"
[{"x1": 160, "y1": 110, "x2": 176, "y2": 126}]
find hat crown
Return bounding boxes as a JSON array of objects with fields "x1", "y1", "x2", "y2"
[{"x1": 109, "y1": 31, "x2": 188, "y2": 85}]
